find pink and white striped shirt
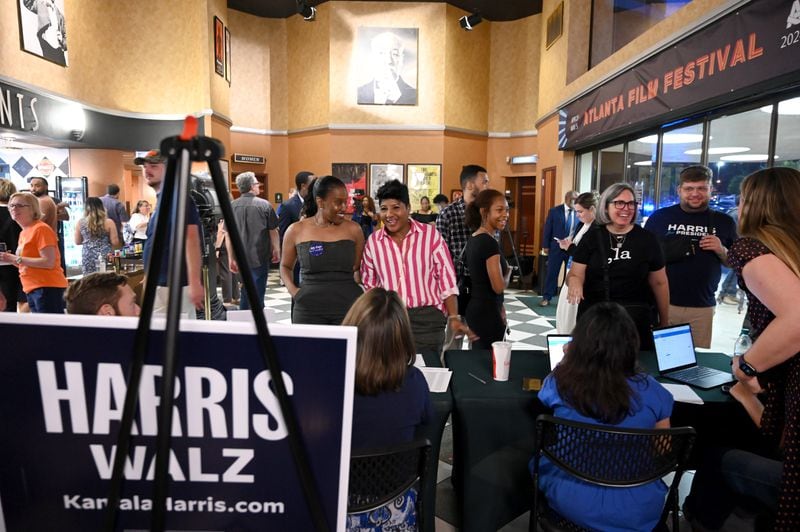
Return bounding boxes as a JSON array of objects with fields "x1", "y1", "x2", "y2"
[{"x1": 360, "y1": 218, "x2": 458, "y2": 314}]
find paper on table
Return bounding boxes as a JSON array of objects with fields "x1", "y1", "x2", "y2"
[
  {"x1": 414, "y1": 354, "x2": 426, "y2": 368},
  {"x1": 661, "y1": 383, "x2": 704, "y2": 405},
  {"x1": 419, "y1": 367, "x2": 452, "y2": 393}
]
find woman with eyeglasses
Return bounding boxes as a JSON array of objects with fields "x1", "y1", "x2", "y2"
[
  {"x1": 0, "y1": 192, "x2": 68, "y2": 313},
  {"x1": 566, "y1": 183, "x2": 668, "y2": 349}
]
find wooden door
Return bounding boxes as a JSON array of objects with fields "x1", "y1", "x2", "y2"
[
  {"x1": 515, "y1": 176, "x2": 537, "y2": 257},
  {"x1": 538, "y1": 167, "x2": 557, "y2": 255}
]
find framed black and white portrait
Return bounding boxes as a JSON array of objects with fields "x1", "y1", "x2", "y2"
[
  {"x1": 356, "y1": 27, "x2": 418, "y2": 106},
  {"x1": 369, "y1": 163, "x2": 404, "y2": 198},
  {"x1": 17, "y1": 0, "x2": 68, "y2": 66}
]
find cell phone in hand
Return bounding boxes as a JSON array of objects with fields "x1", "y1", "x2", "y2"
[{"x1": 0, "y1": 242, "x2": 7, "y2": 253}]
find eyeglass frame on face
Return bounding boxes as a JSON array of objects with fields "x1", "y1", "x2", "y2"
[
  {"x1": 8, "y1": 203, "x2": 31, "y2": 210},
  {"x1": 680, "y1": 184, "x2": 711, "y2": 194},
  {"x1": 609, "y1": 200, "x2": 636, "y2": 210}
]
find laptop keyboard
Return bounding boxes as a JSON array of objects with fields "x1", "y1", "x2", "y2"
[{"x1": 669, "y1": 366, "x2": 721, "y2": 383}]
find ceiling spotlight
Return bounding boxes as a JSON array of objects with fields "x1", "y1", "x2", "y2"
[
  {"x1": 297, "y1": 1, "x2": 316, "y2": 21},
  {"x1": 459, "y1": 13, "x2": 482, "y2": 31}
]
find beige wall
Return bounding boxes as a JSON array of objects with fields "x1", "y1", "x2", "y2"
[
  {"x1": 0, "y1": 0, "x2": 209, "y2": 114},
  {"x1": 208, "y1": 0, "x2": 231, "y2": 118},
  {"x1": 443, "y1": 4, "x2": 491, "y2": 132},
  {"x1": 488, "y1": 16, "x2": 541, "y2": 132},
  {"x1": 287, "y1": 4, "x2": 331, "y2": 130}
]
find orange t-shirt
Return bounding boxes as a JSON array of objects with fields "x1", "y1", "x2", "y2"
[{"x1": 17, "y1": 221, "x2": 68, "y2": 293}]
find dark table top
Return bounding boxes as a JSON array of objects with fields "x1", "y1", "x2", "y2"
[
  {"x1": 443, "y1": 349, "x2": 751, "y2": 531},
  {"x1": 445, "y1": 349, "x2": 736, "y2": 404}
]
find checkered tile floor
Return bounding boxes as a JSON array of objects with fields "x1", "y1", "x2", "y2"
[{"x1": 257, "y1": 270, "x2": 551, "y2": 350}]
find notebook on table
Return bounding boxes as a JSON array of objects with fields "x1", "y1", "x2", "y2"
[
  {"x1": 652, "y1": 323, "x2": 733, "y2": 389},
  {"x1": 546, "y1": 334, "x2": 571, "y2": 371}
]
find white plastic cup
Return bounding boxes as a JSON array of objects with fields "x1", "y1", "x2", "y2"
[{"x1": 492, "y1": 341, "x2": 513, "y2": 381}]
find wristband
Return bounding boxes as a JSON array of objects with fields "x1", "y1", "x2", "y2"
[
  {"x1": 448, "y1": 314, "x2": 461, "y2": 321},
  {"x1": 739, "y1": 354, "x2": 759, "y2": 377}
]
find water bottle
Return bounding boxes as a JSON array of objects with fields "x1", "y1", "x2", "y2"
[
  {"x1": 733, "y1": 328, "x2": 752, "y2": 359},
  {"x1": 96, "y1": 256, "x2": 106, "y2": 272}
]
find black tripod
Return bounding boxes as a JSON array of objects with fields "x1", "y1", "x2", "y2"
[
  {"x1": 104, "y1": 117, "x2": 329, "y2": 532},
  {"x1": 501, "y1": 221, "x2": 524, "y2": 290}
]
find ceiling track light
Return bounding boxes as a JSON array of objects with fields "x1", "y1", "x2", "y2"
[
  {"x1": 297, "y1": 1, "x2": 316, "y2": 21},
  {"x1": 459, "y1": 13, "x2": 482, "y2": 31}
]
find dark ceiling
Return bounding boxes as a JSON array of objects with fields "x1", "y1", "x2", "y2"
[{"x1": 228, "y1": 0, "x2": 543, "y2": 22}]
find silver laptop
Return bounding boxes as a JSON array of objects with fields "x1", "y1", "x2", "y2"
[
  {"x1": 652, "y1": 323, "x2": 733, "y2": 389},
  {"x1": 546, "y1": 334, "x2": 571, "y2": 371}
]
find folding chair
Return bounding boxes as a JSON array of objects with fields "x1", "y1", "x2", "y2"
[
  {"x1": 348, "y1": 438, "x2": 432, "y2": 531},
  {"x1": 530, "y1": 414, "x2": 695, "y2": 532}
]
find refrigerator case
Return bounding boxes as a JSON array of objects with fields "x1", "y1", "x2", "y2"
[{"x1": 56, "y1": 176, "x2": 88, "y2": 276}]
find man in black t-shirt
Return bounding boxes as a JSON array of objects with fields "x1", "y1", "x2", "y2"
[{"x1": 645, "y1": 165, "x2": 737, "y2": 348}]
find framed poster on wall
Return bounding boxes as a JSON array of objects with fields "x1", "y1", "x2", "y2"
[
  {"x1": 368, "y1": 163, "x2": 404, "y2": 199},
  {"x1": 214, "y1": 16, "x2": 225, "y2": 77},
  {"x1": 407, "y1": 164, "x2": 441, "y2": 212},
  {"x1": 17, "y1": 0, "x2": 68, "y2": 66},
  {"x1": 356, "y1": 27, "x2": 418, "y2": 106},
  {"x1": 224, "y1": 26, "x2": 231, "y2": 84},
  {"x1": 332, "y1": 163, "x2": 367, "y2": 214}
]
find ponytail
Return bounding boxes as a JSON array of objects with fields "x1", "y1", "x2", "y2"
[{"x1": 301, "y1": 175, "x2": 346, "y2": 219}]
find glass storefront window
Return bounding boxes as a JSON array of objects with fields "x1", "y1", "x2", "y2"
[
  {"x1": 773, "y1": 96, "x2": 800, "y2": 171},
  {"x1": 656, "y1": 124, "x2": 703, "y2": 208},
  {"x1": 576, "y1": 152, "x2": 595, "y2": 193},
  {"x1": 590, "y1": 0, "x2": 692, "y2": 68},
  {"x1": 707, "y1": 108, "x2": 771, "y2": 211},
  {"x1": 598, "y1": 143, "x2": 625, "y2": 194},
  {"x1": 626, "y1": 136, "x2": 657, "y2": 218}
]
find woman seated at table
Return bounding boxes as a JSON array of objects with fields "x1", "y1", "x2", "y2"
[
  {"x1": 533, "y1": 301, "x2": 674, "y2": 532},
  {"x1": 343, "y1": 287, "x2": 432, "y2": 529}
]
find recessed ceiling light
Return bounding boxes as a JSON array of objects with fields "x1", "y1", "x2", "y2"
[
  {"x1": 719, "y1": 154, "x2": 772, "y2": 162},
  {"x1": 684, "y1": 147, "x2": 750, "y2": 155},
  {"x1": 639, "y1": 133, "x2": 704, "y2": 144},
  {"x1": 633, "y1": 161, "x2": 653, "y2": 166}
]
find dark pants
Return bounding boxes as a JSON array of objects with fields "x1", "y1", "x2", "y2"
[
  {"x1": 27, "y1": 287, "x2": 66, "y2": 314},
  {"x1": 216, "y1": 247, "x2": 239, "y2": 302},
  {"x1": 239, "y1": 264, "x2": 269, "y2": 310},
  {"x1": 407, "y1": 306, "x2": 446, "y2": 353},
  {"x1": 0, "y1": 269, "x2": 22, "y2": 312},
  {"x1": 543, "y1": 248, "x2": 568, "y2": 301},
  {"x1": 685, "y1": 447, "x2": 780, "y2": 529}
]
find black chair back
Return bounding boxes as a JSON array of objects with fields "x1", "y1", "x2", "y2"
[
  {"x1": 348, "y1": 438, "x2": 432, "y2": 529},
  {"x1": 531, "y1": 414, "x2": 695, "y2": 532}
]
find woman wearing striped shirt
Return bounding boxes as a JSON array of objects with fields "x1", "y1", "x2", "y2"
[{"x1": 360, "y1": 180, "x2": 473, "y2": 352}]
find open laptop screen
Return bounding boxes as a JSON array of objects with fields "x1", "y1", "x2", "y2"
[
  {"x1": 653, "y1": 323, "x2": 696, "y2": 371},
  {"x1": 546, "y1": 335, "x2": 571, "y2": 370}
]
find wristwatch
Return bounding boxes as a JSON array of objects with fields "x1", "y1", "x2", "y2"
[
  {"x1": 739, "y1": 354, "x2": 759, "y2": 377},
  {"x1": 15, "y1": 256, "x2": 22, "y2": 265}
]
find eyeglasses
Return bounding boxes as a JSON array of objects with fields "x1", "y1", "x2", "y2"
[
  {"x1": 8, "y1": 203, "x2": 31, "y2": 209},
  {"x1": 610, "y1": 200, "x2": 636, "y2": 210},
  {"x1": 681, "y1": 185, "x2": 710, "y2": 193}
]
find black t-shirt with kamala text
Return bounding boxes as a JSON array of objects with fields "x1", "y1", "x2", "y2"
[{"x1": 572, "y1": 224, "x2": 665, "y2": 306}]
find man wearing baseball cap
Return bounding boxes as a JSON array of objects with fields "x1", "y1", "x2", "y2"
[{"x1": 135, "y1": 149, "x2": 204, "y2": 318}]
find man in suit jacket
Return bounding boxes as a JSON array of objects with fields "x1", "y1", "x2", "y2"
[
  {"x1": 540, "y1": 190, "x2": 579, "y2": 306},
  {"x1": 277, "y1": 171, "x2": 313, "y2": 286}
]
